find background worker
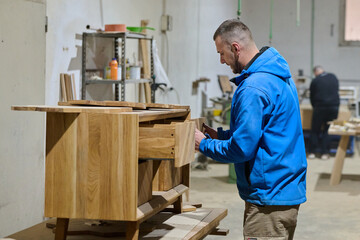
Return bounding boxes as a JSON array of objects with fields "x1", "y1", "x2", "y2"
[
  {"x1": 194, "y1": 19, "x2": 307, "y2": 240},
  {"x1": 308, "y1": 66, "x2": 340, "y2": 160}
]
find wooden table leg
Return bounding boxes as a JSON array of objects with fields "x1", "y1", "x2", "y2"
[
  {"x1": 173, "y1": 194, "x2": 183, "y2": 213},
  {"x1": 330, "y1": 135, "x2": 349, "y2": 185},
  {"x1": 54, "y1": 218, "x2": 69, "y2": 240},
  {"x1": 126, "y1": 221, "x2": 140, "y2": 240}
]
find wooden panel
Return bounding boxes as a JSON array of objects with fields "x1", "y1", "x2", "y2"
[
  {"x1": 45, "y1": 112, "x2": 139, "y2": 221},
  {"x1": 175, "y1": 121, "x2": 195, "y2": 167},
  {"x1": 145, "y1": 103, "x2": 190, "y2": 110},
  {"x1": 138, "y1": 160, "x2": 153, "y2": 206},
  {"x1": 137, "y1": 109, "x2": 190, "y2": 122},
  {"x1": 191, "y1": 117, "x2": 206, "y2": 131},
  {"x1": 12, "y1": 105, "x2": 132, "y2": 113},
  {"x1": 139, "y1": 126, "x2": 175, "y2": 159},
  {"x1": 139, "y1": 122, "x2": 195, "y2": 167},
  {"x1": 61, "y1": 100, "x2": 147, "y2": 110},
  {"x1": 152, "y1": 160, "x2": 182, "y2": 191}
]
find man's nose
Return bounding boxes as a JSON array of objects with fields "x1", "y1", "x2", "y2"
[{"x1": 220, "y1": 57, "x2": 225, "y2": 64}]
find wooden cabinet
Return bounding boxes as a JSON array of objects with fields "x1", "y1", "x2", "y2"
[{"x1": 12, "y1": 102, "x2": 197, "y2": 239}]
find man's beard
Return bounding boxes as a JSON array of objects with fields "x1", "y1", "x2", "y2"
[{"x1": 232, "y1": 52, "x2": 242, "y2": 74}]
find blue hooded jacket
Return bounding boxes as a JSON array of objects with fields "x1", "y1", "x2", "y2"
[{"x1": 199, "y1": 47, "x2": 307, "y2": 206}]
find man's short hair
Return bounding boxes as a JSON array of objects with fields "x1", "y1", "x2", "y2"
[
  {"x1": 313, "y1": 65, "x2": 323, "y2": 73},
  {"x1": 213, "y1": 19, "x2": 253, "y2": 45}
]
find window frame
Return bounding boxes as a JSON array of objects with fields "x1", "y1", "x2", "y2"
[{"x1": 339, "y1": 0, "x2": 360, "y2": 47}]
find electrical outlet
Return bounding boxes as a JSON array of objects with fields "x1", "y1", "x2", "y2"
[{"x1": 161, "y1": 15, "x2": 172, "y2": 32}]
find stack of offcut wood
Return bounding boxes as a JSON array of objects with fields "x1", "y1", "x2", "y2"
[{"x1": 329, "y1": 118, "x2": 360, "y2": 135}]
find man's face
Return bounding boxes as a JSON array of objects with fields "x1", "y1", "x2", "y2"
[{"x1": 215, "y1": 36, "x2": 242, "y2": 74}]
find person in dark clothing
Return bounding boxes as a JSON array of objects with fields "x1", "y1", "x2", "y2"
[{"x1": 308, "y1": 66, "x2": 340, "y2": 160}]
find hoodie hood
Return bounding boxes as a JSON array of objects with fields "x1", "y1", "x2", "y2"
[{"x1": 234, "y1": 47, "x2": 292, "y2": 86}]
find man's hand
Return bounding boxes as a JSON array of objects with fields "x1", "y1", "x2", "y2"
[
  {"x1": 203, "y1": 123, "x2": 218, "y2": 139},
  {"x1": 195, "y1": 128, "x2": 206, "y2": 151}
]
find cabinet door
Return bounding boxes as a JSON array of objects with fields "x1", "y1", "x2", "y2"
[{"x1": 0, "y1": 0, "x2": 46, "y2": 236}]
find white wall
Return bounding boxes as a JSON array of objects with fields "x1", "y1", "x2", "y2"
[
  {"x1": 0, "y1": 0, "x2": 46, "y2": 236},
  {"x1": 46, "y1": 0, "x2": 164, "y2": 104}
]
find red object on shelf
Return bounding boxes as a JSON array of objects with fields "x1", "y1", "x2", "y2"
[{"x1": 105, "y1": 24, "x2": 126, "y2": 32}]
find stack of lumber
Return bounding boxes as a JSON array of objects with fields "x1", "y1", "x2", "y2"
[{"x1": 60, "y1": 73, "x2": 76, "y2": 102}]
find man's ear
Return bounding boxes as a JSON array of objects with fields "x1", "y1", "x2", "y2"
[{"x1": 231, "y1": 42, "x2": 241, "y2": 54}]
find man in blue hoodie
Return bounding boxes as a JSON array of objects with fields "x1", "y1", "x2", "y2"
[{"x1": 195, "y1": 19, "x2": 307, "y2": 240}]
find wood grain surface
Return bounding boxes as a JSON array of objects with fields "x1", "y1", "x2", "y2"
[
  {"x1": 138, "y1": 161, "x2": 153, "y2": 206},
  {"x1": 152, "y1": 160, "x2": 182, "y2": 191},
  {"x1": 45, "y1": 112, "x2": 139, "y2": 221},
  {"x1": 12, "y1": 105, "x2": 133, "y2": 113},
  {"x1": 61, "y1": 100, "x2": 147, "y2": 110},
  {"x1": 139, "y1": 121, "x2": 195, "y2": 167}
]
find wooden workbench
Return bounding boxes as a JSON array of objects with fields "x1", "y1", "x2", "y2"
[
  {"x1": 11, "y1": 101, "x2": 226, "y2": 240},
  {"x1": 328, "y1": 122, "x2": 360, "y2": 185}
]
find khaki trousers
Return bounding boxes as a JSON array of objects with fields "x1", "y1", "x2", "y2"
[{"x1": 243, "y1": 201, "x2": 300, "y2": 240}]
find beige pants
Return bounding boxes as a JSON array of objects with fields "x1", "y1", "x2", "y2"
[{"x1": 243, "y1": 202, "x2": 300, "y2": 240}]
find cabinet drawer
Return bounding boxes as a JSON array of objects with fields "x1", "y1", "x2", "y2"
[{"x1": 139, "y1": 121, "x2": 195, "y2": 167}]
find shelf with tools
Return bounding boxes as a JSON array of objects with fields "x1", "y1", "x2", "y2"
[{"x1": 81, "y1": 31, "x2": 154, "y2": 101}]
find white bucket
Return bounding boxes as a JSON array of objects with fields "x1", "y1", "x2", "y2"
[{"x1": 129, "y1": 66, "x2": 141, "y2": 80}]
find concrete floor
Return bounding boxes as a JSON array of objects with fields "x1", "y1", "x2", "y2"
[{"x1": 189, "y1": 145, "x2": 360, "y2": 240}]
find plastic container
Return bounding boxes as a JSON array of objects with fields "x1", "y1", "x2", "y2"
[
  {"x1": 110, "y1": 58, "x2": 118, "y2": 80},
  {"x1": 104, "y1": 66, "x2": 111, "y2": 79},
  {"x1": 129, "y1": 66, "x2": 140, "y2": 79}
]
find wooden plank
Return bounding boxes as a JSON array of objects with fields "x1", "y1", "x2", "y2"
[
  {"x1": 65, "y1": 100, "x2": 147, "y2": 110},
  {"x1": 45, "y1": 112, "x2": 139, "y2": 221},
  {"x1": 139, "y1": 20, "x2": 151, "y2": 103},
  {"x1": 175, "y1": 121, "x2": 195, "y2": 167},
  {"x1": 137, "y1": 109, "x2": 189, "y2": 122},
  {"x1": 64, "y1": 74, "x2": 74, "y2": 101},
  {"x1": 11, "y1": 105, "x2": 133, "y2": 113},
  {"x1": 60, "y1": 74, "x2": 67, "y2": 102},
  {"x1": 146, "y1": 103, "x2": 190, "y2": 109},
  {"x1": 330, "y1": 135, "x2": 350, "y2": 185},
  {"x1": 136, "y1": 184, "x2": 188, "y2": 221},
  {"x1": 184, "y1": 208, "x2": 228, "y2": 240},
  {"x1": 71, "y1": 73, "x2": 77, "y2": 100}
]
